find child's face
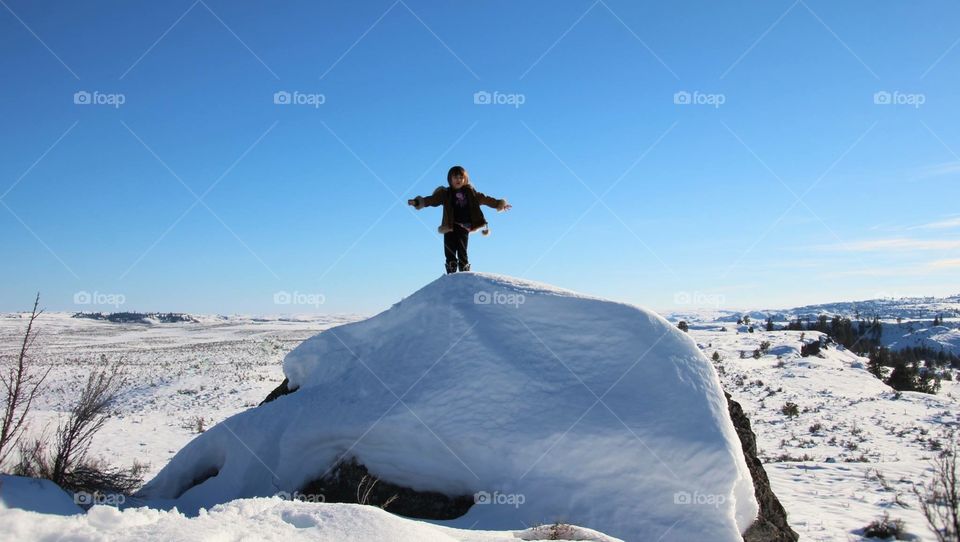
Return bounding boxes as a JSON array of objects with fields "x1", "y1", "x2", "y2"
[{"x1": 450, "y1": 175, "x2": 467, "y2": 189}]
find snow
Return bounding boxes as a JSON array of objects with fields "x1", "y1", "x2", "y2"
[
  {"x1": 0, "y1": 497, "x2": 623, "y2": 541},
  {"x1": 5, "y1": 287, "x2": 960, "y2": 540},
  {"x1": 138, "y1": 272, "x2": 758, "y2": 541},
  {"x1": 686, "y1": 326, "x2": 960, "y2": 540},
  {"x1": 885, "y1": 324, "x2": 960, "y2": 356},
  {"x1": 0, "y1": 311, "x2": 355, "y2": 482},
  {"x1": 0, "y1": 474, "x2": 83, "y2": 516}
]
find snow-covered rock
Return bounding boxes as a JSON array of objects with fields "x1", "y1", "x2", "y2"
[{"x1": 139, "y1": 273, "x2": 759, "y2": 541}]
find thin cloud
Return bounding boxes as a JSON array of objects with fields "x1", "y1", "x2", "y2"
[
  {"x1": 929, "y1": 258, "x2": 960, "y2": 269},
  {"x1": 818, "y1": 238, "x2": 960, "y2": 252},
  {"x1": 914, "y1": 161, "x2": 960, "y2": 179},
  {"x1": 908, "y1": 216, "x2": 960, "y2": 230},
  {"x1": 822, "y1": 258, "x2": 960, "y2": 278}
]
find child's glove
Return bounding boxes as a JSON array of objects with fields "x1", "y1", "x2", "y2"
[{"x1": 408, "y1": 197, "x2": 423, "y2": 210}]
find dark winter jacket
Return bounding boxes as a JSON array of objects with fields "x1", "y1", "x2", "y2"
[{"x1": 412, "y1": 185, "x2": 508, "y2": 234}]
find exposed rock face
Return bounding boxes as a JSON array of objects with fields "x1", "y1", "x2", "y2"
[
  {"x1": 299, "y1": 459, "x2": 473, "y2": 520},
  {"x1": 259, "y1": 378, "x2": 293, "y2": 406},
  {"x1": 726, "y1": 392, "x2": 800, "y2": 542}
]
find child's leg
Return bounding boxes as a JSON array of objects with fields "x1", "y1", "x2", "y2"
[
  {"x1": 456, "y1": 226, "x2": 470, "y2": 271},
  {"x1": 443, "y1": 231, "x2": 458, "y2": 274}
]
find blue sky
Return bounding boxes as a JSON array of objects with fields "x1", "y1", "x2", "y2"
[{"x1": 1, "y1": 0, "x2": 959, "y2": 315}]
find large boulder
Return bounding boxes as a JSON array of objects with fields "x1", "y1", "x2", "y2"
[{"x1": 140, "y1": 273, "x2": 765, "y2": 540}]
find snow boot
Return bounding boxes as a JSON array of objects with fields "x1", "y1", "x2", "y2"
[
  {"x1": 459, "y1": 261, "x2": 471, "y2": 272},
  {"x1": 445, "y1": 261, "x2": 458, "y2": 274}
]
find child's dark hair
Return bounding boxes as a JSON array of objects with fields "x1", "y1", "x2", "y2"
[{"x1": 447, "y1": 165, "x2": 470, "y2": 186}]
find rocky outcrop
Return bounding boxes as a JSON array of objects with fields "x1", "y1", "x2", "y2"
[
  {"x1": 726, "y1": 392, "x2": 799, "y2": 542},
  {"x1": 259, "y1": 378, "x2": 293, "y2": 406},
  {"x1": 299, "y1": 459, "x2": 473, "y2": 520}
]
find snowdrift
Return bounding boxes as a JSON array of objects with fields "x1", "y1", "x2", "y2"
[
  {"x1": 0, "y1": 497, "x2": 621, "y2": 542},
  {"x1": 139, "y1": 273, "x2": 759, "y2": 540}
]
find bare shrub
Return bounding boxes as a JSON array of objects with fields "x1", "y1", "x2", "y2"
[
  {"x1": 356, "y1": 473, "x2": 398, "y2": 510},
  {"x1": 863, "y1": 512, "x2": 907, "y2": 539},
  {"x1": 14, "y1": 357, "x2": 146, "y2": 496},
  {"x1": 0, "y1": 294, "x2": 50, "y2": 469},
  {"x1": 914, "y1": 432, "x2": 960, "y2": 542}
]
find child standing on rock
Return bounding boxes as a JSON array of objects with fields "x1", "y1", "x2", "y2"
[{"x1": 408, "y1": 166, "x2": 511, "y2": 274}]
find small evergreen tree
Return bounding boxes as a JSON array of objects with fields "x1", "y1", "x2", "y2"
[
  {"x1": 886, "y1": 362, "x2": 917, "y2": 392},
  {"x1": 801, "y1": 339, "x2": 821, "y2": 357}
]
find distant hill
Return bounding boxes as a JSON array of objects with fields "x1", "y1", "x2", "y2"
[{"x1": 71, "y1": 312, "x2": 198, "y2": 324}]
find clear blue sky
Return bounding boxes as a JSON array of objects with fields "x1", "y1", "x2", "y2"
[{"x1": 2, "y1": 0, "x2": 959, "y2": 315}]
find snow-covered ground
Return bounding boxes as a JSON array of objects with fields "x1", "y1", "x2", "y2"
[
  {"x1": 0, "y1": 312, "x2": 358, "y2": 481},
  {"x1": 1, "y1": 290, "x2": 959, "y2": 540},
  {"x1": 686, "y1": 323, "x2": 960, "y2": 541},
  {"x1": 0, "y1": 481, "x2": 620, "y2": 542}
]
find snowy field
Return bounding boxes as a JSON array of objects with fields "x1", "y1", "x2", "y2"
[
  {"x1": 0, "y1": 312, "x2": 358, "y2": 482},
  {"x1": 1, "y1": 289, "x2": 959, "y2": 541},
  {"x1": 689, "y1": 324, "x2": 960, "y2": 541}
]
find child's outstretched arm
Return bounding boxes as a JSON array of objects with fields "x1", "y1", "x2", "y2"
[
  {"x1": 407, "y1": 187, "x2": 445, "y2": 210},
  {"x1": 476, "y1": 191, "x2": 512, "y2": 212}
]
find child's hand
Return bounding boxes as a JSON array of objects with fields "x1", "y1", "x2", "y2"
[
  {"x1": 497, "y1": 200, "x2": 512, "y2": 212},
  {"x1": 501, "y1": 203, "x2": 512, "y2": 211},
  {"x1": 407, "y1": 199, "x2": 416, "y2": 207}
]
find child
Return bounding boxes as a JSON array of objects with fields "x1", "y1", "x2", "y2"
[{"x1": 408, "y1": 166, "x2": 511, "y2": 274}]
